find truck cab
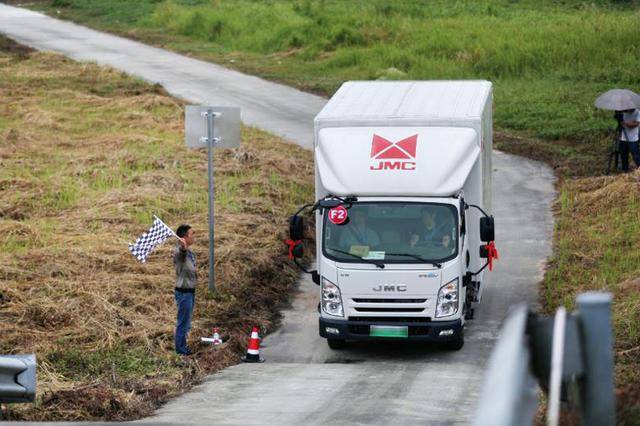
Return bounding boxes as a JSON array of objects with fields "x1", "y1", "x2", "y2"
[{"x1": 288, "y1": 81, "x2": 497, "y2": 350}]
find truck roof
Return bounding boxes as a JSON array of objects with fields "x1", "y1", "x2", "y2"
[{"x1": 315, "y1": 81, "x2": 491, "y2": 127}]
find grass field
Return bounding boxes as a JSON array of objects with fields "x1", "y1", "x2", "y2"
[
  {"x1": 0, "y1": 35, "x2": 314, "y2": 420},
  {"x1": 31, "y1": 0, "x2": 640, "y2": 176}
]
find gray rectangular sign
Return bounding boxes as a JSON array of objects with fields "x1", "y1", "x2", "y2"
[{"x1": 185, "y1": 105, "x2": 241, "y2": 149}]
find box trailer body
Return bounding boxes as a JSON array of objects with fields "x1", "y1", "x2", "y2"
[{"x1": 309, "y1": 81, "x2": 494, "y2": 349}]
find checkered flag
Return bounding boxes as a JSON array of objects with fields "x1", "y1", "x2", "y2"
[{"x1": 128, "y1": 215, "x2": 177, "y2": 263}]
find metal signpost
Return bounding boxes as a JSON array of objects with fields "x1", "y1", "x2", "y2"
[{"x1": 185, "y1": 106, "x2": 241, "y2": 293}]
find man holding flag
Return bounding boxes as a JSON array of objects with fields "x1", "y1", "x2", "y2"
[
  {"x1": 173, "y1": 224, "x2": 197, "y2": 356},
  {"x1": 129, "y1": 217, "x2": 198, "y2": 356}
]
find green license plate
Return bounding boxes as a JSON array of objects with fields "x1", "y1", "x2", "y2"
[{"x1": 369, "y1": 325, "x2": 408, "y2": 338}]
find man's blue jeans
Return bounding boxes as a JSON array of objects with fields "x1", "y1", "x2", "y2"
[
  {"x1": 174, "y1": 290, "x2": 194, "y2": 355},
  {"x1": 619, "y1": 140, "x2": 640, "y2": 172}
]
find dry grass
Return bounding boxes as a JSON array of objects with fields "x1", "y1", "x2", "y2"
[
  {"x1": 541, "y1": 170, "x2": 640, "y2": 424},
  {"x1": 0, "y1": 36, "x2": 314, "y2": 420}
]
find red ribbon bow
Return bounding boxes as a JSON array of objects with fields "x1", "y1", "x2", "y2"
[
  {"x1": 485, "y1": 241, "x2": 499, "y2": 271},
  {"x1": 284, "y1": 239, "x2": 302, "y2": 260}
]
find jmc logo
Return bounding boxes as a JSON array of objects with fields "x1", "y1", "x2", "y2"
[
  {"x1": 369, "y1": 134, "x2": 418, "y2": 171},
  {"x1": 373, "y1": 285, "x2": 408, "y2": 292}
]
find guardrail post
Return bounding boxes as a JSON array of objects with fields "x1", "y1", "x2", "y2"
[
  {"x1": 472, "y1": 305, "x2": 539, "y2": 426},
  {"x1": 0, "y1": 354, "x2": 36, "y2": 404},
  {"x1": 575, "y1": 292, "x2": 615, "y2": 426}
]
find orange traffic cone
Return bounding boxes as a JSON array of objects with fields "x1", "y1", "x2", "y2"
[
  {"x1": 201, "y1": 327, "x2": 223, "y2": 345},
  {"x1": 241, "y1": 326, "x2": 264, "y2": 363}
]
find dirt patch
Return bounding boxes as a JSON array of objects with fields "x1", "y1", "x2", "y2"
[
  {"x1": 494, "y1": 130, "x2": 609, "y2": 179},
  {"x1": 0, "y1": 34, "x2": 34, "y2": 58}
]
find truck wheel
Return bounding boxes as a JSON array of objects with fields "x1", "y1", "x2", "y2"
[
  {"x1": 327, "y1": 338, "x2": 346, "y2": 350},
  {"x1": 444, "y1": 331, "x2": 464, "y2": 351}
]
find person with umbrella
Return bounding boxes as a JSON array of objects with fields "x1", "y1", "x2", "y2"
[
  {"x1": 619, "y1": 108, "x2": 640, "y2": 172},
  {"x1": 595, "y1": 89, "x2": 640, "y2": 173}
]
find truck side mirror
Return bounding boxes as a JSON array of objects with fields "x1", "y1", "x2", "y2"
[
  {"x1": 480, "y1": 217, "x2": 494, "y2": 242},
  {"x1": 289, "y1": 215, "x2": 304, "y2": 241},
  {"x1": 479, "y1": 245, "x2": 489, "y2": 258}
]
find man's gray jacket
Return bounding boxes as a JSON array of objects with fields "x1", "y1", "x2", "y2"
[{"x1": 174, "y1": 246, "x2": 197, "y2": 290}]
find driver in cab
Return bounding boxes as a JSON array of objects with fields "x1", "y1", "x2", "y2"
[
  {"x1": 409, "y1": 207, "x2": 449, "y2": 249},
  {"x1": 338, "y1": 208, "x2": 380, "y2": 249}
]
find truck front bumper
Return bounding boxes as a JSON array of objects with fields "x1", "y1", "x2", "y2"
[{"x1": 319, "y1": 316, "x2": 462, "y2": 342}]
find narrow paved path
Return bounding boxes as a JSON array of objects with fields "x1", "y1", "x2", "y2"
[
  {"x1": 0, "y1": 4, "x2": 555, "y2": 425},
  {"x1": 0, "y1": 4, "x2": 324, "y2": 149}
]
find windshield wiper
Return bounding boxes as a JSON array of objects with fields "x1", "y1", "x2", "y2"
[
  {"x1": 384, "y1": 253, "x2": 442, "y2": 268},
  {"x1": 327, "y1": 248, "x2": 385, "y2": 269}
]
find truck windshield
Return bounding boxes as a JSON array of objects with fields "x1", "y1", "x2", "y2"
[{"x1": 323, "y1": 202, "x2": 458, "y2": 264}]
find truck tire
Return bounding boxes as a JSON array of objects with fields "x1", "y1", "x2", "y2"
[
  {"x1": 444, "y1": 331, "x2": 464, "y2": 351},
  {"x1": 327, "y1": 338, "x2": 346, "y2": 350}
]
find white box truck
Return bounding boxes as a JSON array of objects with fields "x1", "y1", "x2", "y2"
[{"x1": 287, "y1": 81, "x2": 498, "y2": 350}]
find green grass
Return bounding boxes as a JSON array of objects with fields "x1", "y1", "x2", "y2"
[
  {"x1": 47, "y1": 345, "x2": 166, "y2": 381},
  {"x1": 33, "y1": 0, "x2": 640, "y2": 176}
]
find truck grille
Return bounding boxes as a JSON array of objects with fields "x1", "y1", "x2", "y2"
[
  {"x1": 354, "y1": 307, "x2": 425, "y2": 313},
  {"x1": 352, "y1": 298, "x2": 427, "y2": 304},
  {"x1": 348, "y1": 316, "x2": 432, "y2": 323}
]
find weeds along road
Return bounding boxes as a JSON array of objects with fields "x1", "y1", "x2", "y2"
[{"x1": 0, "y1": 4, "x2": 555, "y2": 425}]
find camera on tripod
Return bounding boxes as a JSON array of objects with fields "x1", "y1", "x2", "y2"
[{"x1": 614, "y1": 110, "x2": 624, "y2": 126}]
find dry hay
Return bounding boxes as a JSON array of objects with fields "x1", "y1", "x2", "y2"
[
  {"x1": 0, "y1": 40, "x2": 314, "y2": 420},
  {"x1": 542, "y1": 169, "x2": 640, "y2": 422}
]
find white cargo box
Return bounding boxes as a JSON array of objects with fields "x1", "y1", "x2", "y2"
[{"x1": 313, "y1": 81, "x2": 492, "y2": 207}]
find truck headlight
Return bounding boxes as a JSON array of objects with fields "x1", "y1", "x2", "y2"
[
  {"x1": 436, "y1": 278, "x2": 459, "y2": 318},
  {"x1": 322, "y1": 278, "x2": 343, "y2": 317}
]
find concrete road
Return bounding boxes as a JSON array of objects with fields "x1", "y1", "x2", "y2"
[
  {"x1": 0, "y1": 4, "x2": 555, "y2": 425},
  {"x1": 0, "y1": 4, "x2": 324, "y2": 150}
]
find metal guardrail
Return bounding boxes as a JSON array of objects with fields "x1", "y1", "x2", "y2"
[
  {"x1": 0, "y1": 354, "x2": 36, "y2": 404},
  {"x1": 473, "y1": 292, "x2": 615, "y2": 426}
]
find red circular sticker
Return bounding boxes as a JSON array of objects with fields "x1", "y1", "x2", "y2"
[{"x1": 328, "y1": 205, "x2": 348, "y2": 225}]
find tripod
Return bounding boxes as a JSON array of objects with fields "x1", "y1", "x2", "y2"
[
  {"x1": 605, "y1": 112, "x2": 624, "y2": 175},
  {"x1": 605, "y1": 126, "x2": 622, "y2": 175}
]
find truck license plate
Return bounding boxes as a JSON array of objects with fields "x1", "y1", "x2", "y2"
[{"x1": 369, "y1": 325, "x2": 408, "y2": 338}]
